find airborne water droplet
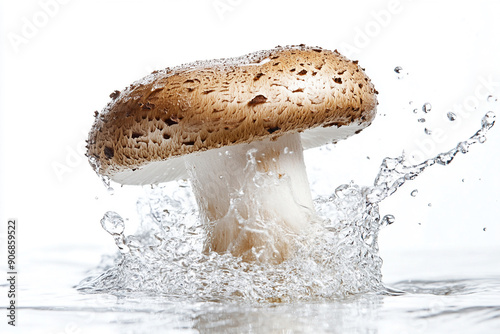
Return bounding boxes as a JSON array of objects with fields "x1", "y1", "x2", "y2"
[
  {"x1": 418, "y1": 118, "x2": 426, "y2": 123},
  {"x1": 458, "y1": 142, "x2": 469, "y2": 153},
  {"x1": 381, "y1": 214, "x2": 395, "y2": 226},
  {"x1": 100, "y1": 211, "x2": 129, "y2": 253},
  {"x1": 424, "y1": 128, "x2": 432, "y2": 135},
  {"x1": 101, "y1": 211, "x2": 125, "y2": 235},
  {"x1": 487, "y1": 95, "x2": 497, "y2": 102},
  {"x1": 447, "y1": 112, "x2": 457, "y2": 121},
  {"x1": 482, "y1": 111, "x2": 496, "y2": 129},
  {"x1": 422, "y1": 103, "x2": 432, "y2": 113},
  {"x1": 394, "y1": 66, "x2": 406, "y2": 79},
  {"x1": 411, "y1": 189, "x2": 418, "y2": 197}
]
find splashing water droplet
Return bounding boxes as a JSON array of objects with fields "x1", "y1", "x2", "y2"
[
  {"x1": 418, "y1": 118, "x2": 426, "y2": 123},
  {"x1": 482, "y1": 111, "x2": 496, "y2": 129},
  {"x1": 89, "y1": 155, "x2": 115, "y2": 193},
  {"x1": 424, "y1": 128, "x2": 432, "y2": 135},
  {"x1": 411, "y1": 189, "x2": 418, "y2": 197},
  {"x1": 412, "y1": 109, "x2": 418, "y2": 114},
  {"x1": 100, "y1": 211, "x2": 129, "y2": 253},
  {"x1": 394, "y1": 66, "x2": 407, "y2": 79},
  {"x1": 422, "y1": 103, "x2": 432, "y2": 113},
  {"x1": 487, "y1": 95, "x2": 497, "y2": 103},
  {"x1": 101, "y1": 211, "x2": 125, "y2": 235},
  {"x1": 381, "y1": 214, "x2": 395, "y2": 226},
  {"x1": 457, "y1": 142, "x2": 469, "y2": 153},
  {"x1": 447, "y1": 112, "x2": 457, "y2": 121}
]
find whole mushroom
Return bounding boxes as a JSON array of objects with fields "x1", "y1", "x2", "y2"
[{"x1": 87, "y1": 45, "x2": 378, "y2": 264}]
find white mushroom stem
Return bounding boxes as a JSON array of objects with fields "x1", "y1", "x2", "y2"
[{"x1": 185, "y1": 132, "x2": 316, "y2": 263}]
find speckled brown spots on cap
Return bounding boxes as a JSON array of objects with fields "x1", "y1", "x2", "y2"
[{"x1": 87, "y1": 45, "x2": 378, "y2": 184}]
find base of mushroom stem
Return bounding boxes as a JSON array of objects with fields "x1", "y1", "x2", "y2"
[{"x1": 185, "y1": 133, "x2": 317, "y2": 264}]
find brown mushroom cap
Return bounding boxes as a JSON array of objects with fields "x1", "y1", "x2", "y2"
[{"x1": 87, "y1": 45, "x2": 378, "y2": 185}]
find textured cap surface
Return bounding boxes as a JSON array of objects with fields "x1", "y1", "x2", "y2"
[{"x1": 87, "y1": 45, "x2": 378, "y2": 185}]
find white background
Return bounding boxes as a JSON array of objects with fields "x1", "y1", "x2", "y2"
[{"x1": 1, "y1": 0, "x2": 499, "y2": 280}]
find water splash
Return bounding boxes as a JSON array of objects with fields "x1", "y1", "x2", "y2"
[
  {"x1": 79, "y1": 113, "x2": 495, "y2": 302},
  {"x1": 366, "y1": 112, "x2": 495, "y2": 205},
  {"x1": 80, "y1": 181, "x2": 383, "y2": 301},
  {"x1": 88, "y1": 155, "x2": 114, "y2": 193},
  {"x1": 101, "y1": 211, "x2": 129, "y2": 253}
]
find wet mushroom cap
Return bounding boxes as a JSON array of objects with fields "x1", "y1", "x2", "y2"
[{"x1": 87, "y1": 45, "x2": 378, "y2": 185}]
